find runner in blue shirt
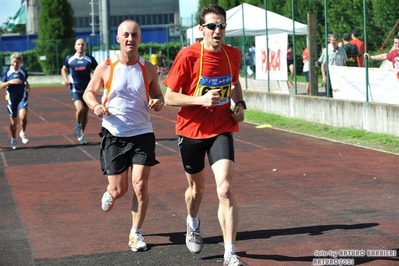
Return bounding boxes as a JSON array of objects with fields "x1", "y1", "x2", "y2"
[
  {"x1": 1, "y1": 52, "x2": 30, "y2": 149},
  {"x1": 61, "y1": 38, "x2": 98, "y2": 144}
]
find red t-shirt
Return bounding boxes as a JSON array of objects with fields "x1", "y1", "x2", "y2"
[
  {"x1": 386, "y1": 49, "x2": 399, "y2": 70},
  {"x1": 350, "y1": 39, "x2": 364, "y2": 67},
  {"x1": 163, "y1": 41, "x2": 241, "y2": 139}
]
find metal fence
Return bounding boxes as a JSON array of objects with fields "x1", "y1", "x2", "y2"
[
  {"x1": 180, "y1": 1, "x2": 398, "y2": 105},
  {"x1": 0, "y1": 35, "x2": 175, "y2": 75}
]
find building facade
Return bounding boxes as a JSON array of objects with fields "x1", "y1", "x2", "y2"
[
  {"x1": 21, "y1": 0, "x2": 180, "y2": 44},
  {"x1": 1, "y1": 0, "x2": 181, "y2": 56},
  {"x1": 70, "y1": 0, "x2": 180, "y2": 42}
]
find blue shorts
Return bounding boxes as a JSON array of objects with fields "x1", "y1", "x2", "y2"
[
  {"x1": 100, "y1": 128, "x2": 159, "y2": 175},
  {"x1": 6, "y1": 93, "x2": 28, "y2": 118},
  {"x1": 70, "y1": 91, "x2": 87, "y2": 106},
  {"x1": 304, "y1": 71, "x2": 309, "y2": 82},
  {"x1": 178, "y1": 132, "x2": 235, "y2": 174}
]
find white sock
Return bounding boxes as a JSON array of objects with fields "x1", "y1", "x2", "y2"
[
  {"x1": 224, "y1": 244, "x2": 235, "y2": 259},
  {"x1": 131, "y1": 227, "x2": 141, "y2": 235},
  {"x1": 187, "y1": 215, "x2": 199, "y2": 230}
]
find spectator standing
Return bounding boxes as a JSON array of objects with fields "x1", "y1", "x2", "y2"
[
  {"x1": 156, "y1": 50, "x2": 166, "y2": 75},
  {"x1": 342, "y1": 33, "x2": 363, "y2": 67},
  {"x1": 364, "y1": 35, "x2": 399, "y2": 70},
  {"x1": 319, "y1": 33, "x2": 347, "y2": 97},
  {"x1": 83, "y1": 19, "x2": 164, "y2": 252},
  {"x1": 1, "y1": 52, "x2": 30, "y2": 149},
  {"x1": 248, "y1": 43, "x2": 256, "y2": 75},
  {"x1": 61, "y1": 38, "x2": 98, "y2": 145},
  {"x1": 150, "y1": 52, "x2": 157, "y2": 66},
  {"x1": 287, "y1": 42, "x2": 294, "y2": 87},
  {"x1": 302, "y1": 47, "x2": 310, "y2": 95},
  {"x1": 350, "y1": 29, "x2": 365, "y2": 67}
]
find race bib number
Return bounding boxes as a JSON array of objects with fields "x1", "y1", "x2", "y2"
[{"x1": 195, "y1": 75, "x2": 232, "y2": 105}]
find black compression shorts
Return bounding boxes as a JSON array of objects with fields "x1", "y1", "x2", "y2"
[{"x1": 178, "y1": 132, "x2": 234, "y2": 174}]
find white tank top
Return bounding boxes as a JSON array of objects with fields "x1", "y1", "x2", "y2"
[{"x1": 101, "y1": 56, "x2": 153, "y2": 137}]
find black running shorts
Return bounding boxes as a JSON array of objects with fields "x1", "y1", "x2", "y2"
[
  {"x1": 100, "y1": 128, "x2": 159, "y2": 175},
  {"x1": 178, "y1": 132, "x2": 234, "y2": 174}
]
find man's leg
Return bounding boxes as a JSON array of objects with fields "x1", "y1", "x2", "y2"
[
  {"x1": 184, "y1": 170, "x2": 206, "y2": 254},
  {"x1": 74, "y1": 99, "x2": 84, "y2": 128},
  {"x1": 212, "y1": 159, "x2": 247, "y2": 265},
  {"x1": 9, "y1": 116, "x2": 18, "y2": 149},
  {"x1": 73, "y1": 99, "x2": 88, "y2": 143},
  {"x1": 8, "y1": 101, "x2": 18, "y2": 148},
  {"x1": 9, "y1": 117, "x2": 18, "y2": 139},
  {"x1": 131, "y1": 164, "x2": 151, "y2": 228},
  {"x1": 185, "y1": 170, "x2": 206, "y2": 220},
  {"x1": 18, "y1": 108, "x2": 28, "y2": 132},
  {"x1": 102, "y1": 170, "x2": 129, "y2": 212},
  {"x1": 18, "y1": 108, "x2": 29, "y2": 144},
  {"x1": 129, "y1": 164, "x2": 151, "y2": 251},
  {"x1": 81, "y1": 105, "x2": 89, "y2": 132},
  {"x1": 212, "y1": 159, "x2": 238, "y2": 247}
]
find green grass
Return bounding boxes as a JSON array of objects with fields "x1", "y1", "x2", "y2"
[
  {"x1": 245, "y1": 110, "x2": 399, "y2": 154},
  {"x1": 30, "y1": 83, "x2": 62, "y2": 87}
]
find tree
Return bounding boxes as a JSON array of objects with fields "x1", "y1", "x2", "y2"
[
  {"x1": 1, "y1": 22, "x2": 26, "y2": 34},
  {"x1": 369, "y1": 0, "x2": 399, "y2": 53},
  {"x1": 35, "y1": 0, "x2": 75, "y2": 75}
]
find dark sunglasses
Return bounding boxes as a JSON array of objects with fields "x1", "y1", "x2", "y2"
[{"x1": 202, "y1": 22, "x2": 227, "y2": 30}]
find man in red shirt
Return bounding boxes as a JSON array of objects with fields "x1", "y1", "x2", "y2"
[
  {"x1": 350, "y1": 29, "x2": 365, "y2": 67},
  {"x1": 364, "y1": 35, "x2": 399, "y2": 70},
  {"x1": 164, "y1": 4, "x2": 246, "y2": 266}
]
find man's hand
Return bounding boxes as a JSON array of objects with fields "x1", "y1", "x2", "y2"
[
  {"x1": 148, "y1": 98, "x2": 163, "y2": 112},
  {"x1": 93, "y1": 104, "x2": 110, "y2": 118},
  {"x1": 231, "y1": 104, "x2": 244, "y2": 122},
  {"x1": 201, "y1": 89, "x2": 221, "y2": 107}
]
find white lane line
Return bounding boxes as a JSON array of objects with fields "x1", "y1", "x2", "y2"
[
  {"x1": 0, "y1": 148, "x2": 8, "y2": 168},
  {"x1": 63, "y1": 135, "x2": 97, "y2": 161}
]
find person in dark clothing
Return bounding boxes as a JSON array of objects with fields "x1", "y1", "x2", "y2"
[
  {"x1": 156, "y1": 50, "x2": 166, "y2": 75},
  {"x1": 1, "y1": 52, "x2": 30, "y2": 149},
  {"x1": 342, "y1": 33, "x2": 362, "y2": 67}
]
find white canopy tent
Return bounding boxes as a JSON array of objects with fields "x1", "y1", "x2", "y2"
[{"x1": 186, "y1": 3, "x2": 308, "y2": 45}]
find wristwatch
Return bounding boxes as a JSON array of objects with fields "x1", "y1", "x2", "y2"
[{"x1": 235, "y1": 100, "x2": 247, "y2": 110}]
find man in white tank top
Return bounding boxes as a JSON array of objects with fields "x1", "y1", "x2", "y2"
[{"x1": 83, "y1": 19, "x2": 164, "y2": 252}]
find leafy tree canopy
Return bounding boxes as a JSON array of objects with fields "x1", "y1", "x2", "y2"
[
  {"x1": 196, "y1": 0, "x2": 399, "y2": 55},
  {"x1": 35, "y1": 0, "x2": 76, "y2": 74}
]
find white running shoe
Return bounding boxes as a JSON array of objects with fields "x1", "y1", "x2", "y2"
[
  {"x1": 11, "y1": 138, "x2": 18, "y2": 150},
  {"x1": 19, "y1": 131, "x2": 29, "y2": 144},
  {"x1": 186, "y1": 223, "x2": 203, "y2": 254},
  {"x1": 101, "y1": 191, "x2": 115, "y2": 212},
  {"x1": 128, "y1": 232, "x2": 147, "y2": 252},
  {"x1": 78, "y1": 134, "x2": 87, "y2": 145},
  {"x1": 224, "y1": 254, "x2": 247, "y2": 266}
]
